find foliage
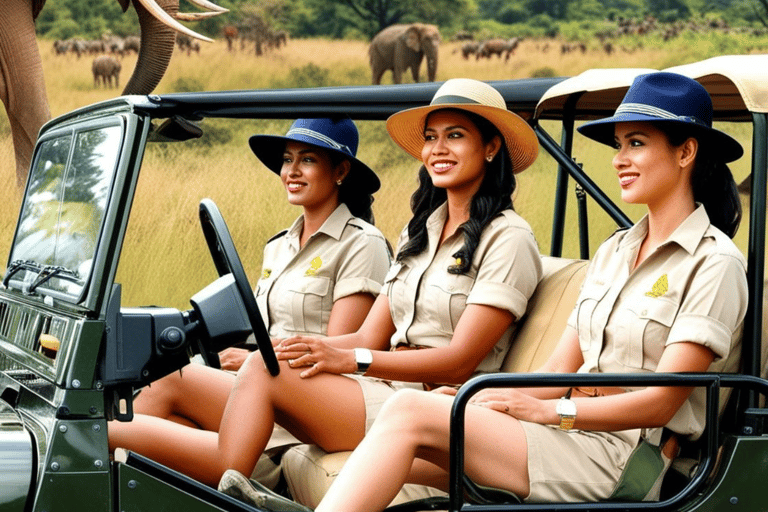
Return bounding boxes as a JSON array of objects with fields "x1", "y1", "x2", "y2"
[{"x1": 31, "y1": 0, "x2": 768, "y2": 42}]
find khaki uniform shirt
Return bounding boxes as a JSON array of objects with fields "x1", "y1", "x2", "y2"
[
  {"x1": 385, "y1": 203, "x2": 542, "y2": 375},
  {"x1": 255, "y1": 204, "x2": 390, "y2": 338},
  {"x1": 568, "y1": 205, "x2": 748, "y2": 440}
]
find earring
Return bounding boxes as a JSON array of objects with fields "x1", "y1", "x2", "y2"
[
  {"x1": 486, "y1": 155, "x2": 494, "y2": 162},
  {"x1": 336, "y1": 179, "x2": 343, "y2": 185}
]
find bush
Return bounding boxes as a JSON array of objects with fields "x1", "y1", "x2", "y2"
[
  {"x1": 530, "y1": 67, "x2": 557, "y2": 78},
  {"x1": 171, "y1": 77, "x2": 206, "y2": 93},
  {"x1": 272, "y1": 63, "x2": 332, "y2": 88}
]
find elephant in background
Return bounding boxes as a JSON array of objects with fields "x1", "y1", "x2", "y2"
[
  {"x1": 1, "y1": 0, "x2": 226, "y2": 188},
  {"x1": 92, "y1": 55, "x2": 122, "y2": 88},
  {"x1": 369, "y1": 23, "x2": 441, "y2": 85}
]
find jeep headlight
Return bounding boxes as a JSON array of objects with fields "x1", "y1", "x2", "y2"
[{"x1": 0, "y1": 398, "x2": 33, "y2": 510}]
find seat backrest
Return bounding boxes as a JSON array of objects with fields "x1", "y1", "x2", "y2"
[{"x1": 501, "y1": 256, "x2": 588, "y2": 373}]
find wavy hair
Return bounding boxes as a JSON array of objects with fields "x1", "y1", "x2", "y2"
[
  {"x1": 396, "y1": 109, "x2": 517, "y2": 274},
  {"x1": 654, "y1": 122, "x2": 741, "y2": 238}
]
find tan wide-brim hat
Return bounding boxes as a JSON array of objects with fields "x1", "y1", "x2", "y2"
[{"x1": 386, "y1": 78, "x2": 539, "y2": 173}]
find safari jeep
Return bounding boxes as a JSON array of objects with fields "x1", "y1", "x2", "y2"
[{"x1": 1, "y1": 54, "x2": 767, "y2": 512}]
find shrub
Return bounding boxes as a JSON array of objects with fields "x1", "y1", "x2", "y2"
[
  {"x1": 531, "y1": 67, "x2": 557, "y2": 78},
  {"x1": 171, "y1": 77, "x2": 206, "y2": 93},
  {"x1": 272, "y1": 63, "x2": 332, "y2": 88}
]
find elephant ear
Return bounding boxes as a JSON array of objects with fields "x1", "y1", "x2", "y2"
[{"x1": 404, "y1": 26, "x2": 422, "y2": 52}]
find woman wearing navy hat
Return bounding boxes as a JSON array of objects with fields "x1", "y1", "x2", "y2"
[
  {"x1": 112, "y1": 78, "x2": 544, "y2": 494},
  {"x1": 314, "y1": 72, "x2": 748, "y2": 510},
  {"x1": 109, "y1": 118, "x2": 390, "y2": 476}
]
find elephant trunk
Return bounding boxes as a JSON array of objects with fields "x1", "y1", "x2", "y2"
[
  {"x1": 122, "y1": 0, "x2": 178, "y2": 95},
  {"x1": 425, "y1": 50, "x2": 438, "y2": 83}
]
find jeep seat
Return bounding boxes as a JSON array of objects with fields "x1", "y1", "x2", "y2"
[{"x1": 281, "y1": 256, "x2": 589, "y2": 508}]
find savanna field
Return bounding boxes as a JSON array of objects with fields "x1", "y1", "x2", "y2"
[{"x1": 0, "y1": 34, "x2": 764, "y2": 309}]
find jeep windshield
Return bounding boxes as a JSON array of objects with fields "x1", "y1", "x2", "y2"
[{"x1": 5, "y1": 119, "x2": 123, "y2": 303}]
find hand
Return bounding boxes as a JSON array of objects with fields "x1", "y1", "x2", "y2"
[
  {"x1": 276, "y1": 336, "x2": 357, "y2": 378},
  {"x1": 431, "y1": 386, "x2": 458, "y2": 396},
  {"x1": 469, "y1": 387, "x2": 546, "y2": 424},
  {"x1": 218, "y1": 347, "x2": 251, "y2": 372}
]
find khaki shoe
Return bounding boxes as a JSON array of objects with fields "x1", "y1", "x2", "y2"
[{"x1": 218, "y1": 469, "x2": 312, "y2": 511}]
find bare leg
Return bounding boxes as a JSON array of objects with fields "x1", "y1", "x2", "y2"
[
  {"x1": 317, "y1": 389, "x2": 531, "y2": 512},
  {"x1": 133, "y1": 364, "x2": 235, "y2": 429},
  {"x1": 109, "y1": 352, "x2": 368, "y2": 487}
]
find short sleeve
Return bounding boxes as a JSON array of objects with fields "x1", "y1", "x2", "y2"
[
  {"x1": 466, "y1": 219, "x2": 542, "y2": 320},
  {"x1": 666, "y1": 252, "x2": 748, "y2": 360},
  {"x1": 333, "y1": 233, "x2": 391, "y2": 301}
]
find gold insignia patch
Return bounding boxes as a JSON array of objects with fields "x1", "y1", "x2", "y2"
[
  {"x1": 305, "y1": 256, "x2": 322, "y2": 276},
  {"x1": 262, "y1": 269, "x2": 271, "y2": 279},
  {"x1": 645, "y1": 274, "x2": 668, "y2": 298},
  {"x1": 454, "y1": 257, "x2": 462, "y2": 267}
]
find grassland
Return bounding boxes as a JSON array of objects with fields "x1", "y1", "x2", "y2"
[{"x1": 0, "y1": 34, "x2": 763, "y2": 309}]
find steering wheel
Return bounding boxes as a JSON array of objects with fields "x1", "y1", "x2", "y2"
[{"x1": 198, "y1": 198, "x2": 280, "y2": 376}]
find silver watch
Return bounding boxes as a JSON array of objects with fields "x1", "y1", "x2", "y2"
[{"x1": 353, "y1": 348, "x2": 373, "y2": 375}]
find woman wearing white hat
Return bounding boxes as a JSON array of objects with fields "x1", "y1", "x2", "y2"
[
  {"x1": 315, "y1": 72, "x2": 748, "y2": 511},
  {"x1": 110, "y1": 78, "x2": 543, "y2": 494},
  {"x1": 109, "y1": 118, "x2": 390, "y2": 478}
]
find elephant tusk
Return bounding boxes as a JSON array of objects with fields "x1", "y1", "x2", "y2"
[
  {"x1": 134, "y1": 0, "x2": 213, "y2": 42},
  {"x1": 175, "y1": 12, "x2": 224, "y2": 21},
  {"x1": 186, "y1": 0, "x2": 229, "y2": 13}
]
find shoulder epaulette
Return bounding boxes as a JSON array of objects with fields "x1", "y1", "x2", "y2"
[{"x1": 266, "y1": 229, "x2": 288, "y2": 243}]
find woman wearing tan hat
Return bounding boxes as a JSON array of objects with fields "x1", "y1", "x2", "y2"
[
  {"x1": 108, "y1": 118, "x2": 390, "y2": 478},
  {"x1": 111, "y1": 80, "x2": 543, "y2": 497},
  {"x1": 315, "y1": 72, "x2": 748, "y2": 511}
]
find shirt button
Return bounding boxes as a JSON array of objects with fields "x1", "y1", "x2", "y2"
[
  {"x1": 448, "y1": 285, "x2": 455, "y2": 291},
  {"x1": 641, "y1": 309, "x2": 648, "y2": 316}
]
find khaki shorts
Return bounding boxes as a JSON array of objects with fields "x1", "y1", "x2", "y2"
[
  {"x1": 521, "y1": 422, "x2": 641, "y2": 503},
  {"x1": 344, "y1": 375, "x2": 423, "y2": 432}
]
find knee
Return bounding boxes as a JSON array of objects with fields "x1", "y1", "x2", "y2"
[{"x1": 376, "y1": 389, "x2": 431, "y2": 433}]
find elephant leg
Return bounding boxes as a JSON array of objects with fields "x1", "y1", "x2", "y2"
[
  {"x1": 410, "y1": 64, "x2": 420, "y2": 83},
  {"x1": 0, "y1": 0, "x2": 52, "y2": 187}
]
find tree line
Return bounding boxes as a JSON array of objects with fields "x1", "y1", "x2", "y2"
[{"x1": 36, "y1": 0, "x2": 768, "y2": 41}]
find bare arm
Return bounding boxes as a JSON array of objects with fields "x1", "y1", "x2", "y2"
[{"x1": 474, "y1": 340, "x2": 716, "y2": 432}]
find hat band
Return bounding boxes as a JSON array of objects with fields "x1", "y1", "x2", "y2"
[
  {"x1": 286, "y1": 127, "x2": 353, "y2": 156},
  {"x1": 615, "y1": 103, "x2": 708, "y2": 127},
  {"x1": 431, "y1": 95, "x2": 482, "y2": 106}
]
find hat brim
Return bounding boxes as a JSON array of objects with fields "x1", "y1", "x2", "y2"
[
  {"x1": 385, "y1": 103, "x2": 539, "y2": 174},
  {"x1": 248, "y1": 134, "x2": 380, "y2": 194},
  {"x1": 578, "y1": 113, "x2": 743, "y2": 163}
]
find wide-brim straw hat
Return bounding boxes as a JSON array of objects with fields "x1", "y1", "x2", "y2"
[
  {"x1": 249, "y1": 117, "x2": 380, "y2": 194},
  {"x1": 578, "y1": 71, "x2": 743, "y2": 163},
  {"x1": 386, "y1": 78, "x2": 539, "y2": 173}
]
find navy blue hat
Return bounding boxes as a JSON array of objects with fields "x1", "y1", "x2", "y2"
[
  {"x1": 249, "y1": 117, "x2": 380, "y2": 194},
  {"x1": 578, "y1": 72, "x2": 743, "y2": 163}
]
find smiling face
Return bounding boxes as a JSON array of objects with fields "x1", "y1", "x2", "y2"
[
  {"x1": 612, "y1": 122, "x2": 696, "y2": 211},
  {"x1": 420, "y1": 110, "x2": 501, "y2": 196},
  {"x1": 280, "y1": 141, "x2": 348, "y2": 212}
]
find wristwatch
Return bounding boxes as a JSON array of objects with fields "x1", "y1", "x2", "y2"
[
  {"x1": 556, "y1": 388, "x2": 577, "y2": 431},
  {"x1": 353, "y1": 348, "x2": 373, "y2": 375}
]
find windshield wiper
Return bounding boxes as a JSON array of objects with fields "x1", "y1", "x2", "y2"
[
  {"x1": 28, "y1": 265, "x2": 81, "y2": 294},
  {"x1": 2, "y1": 260, "x2": 43, "y2": 288}
]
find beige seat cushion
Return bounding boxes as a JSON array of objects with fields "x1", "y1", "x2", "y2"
[{"x1": 282, "y1": 256, "x2": 588, "y2": 507}]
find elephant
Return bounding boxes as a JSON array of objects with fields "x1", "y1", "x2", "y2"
[
  {"x1": 368, "y1": 23, "x2": 441, "y2": 85},
  {"x1": 92, "y1": 55, "x2": 122, "y2": 88},
  {"x1": 1, "y1": 0, "x2": 226, "y2": 188}
]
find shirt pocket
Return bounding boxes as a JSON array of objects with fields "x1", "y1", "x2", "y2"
[
  {"x1": 429, "y1": 273, "x2": 475, "y2": 334},
  {"x1": 575, "y1": 282, "x2": 610, "y2": 353},
  {"x1": 255, "y1": 278, "x2": 274, "y2": 322},
  {"x1": 288, "y1": 276, "x2": 332, "y2": 334},
  {"x1": 384, "y1": 263, "x2": 410, "y2": 324},
  {"x1": 618, "y1": 296, "x2": 678, "y2": 369}
]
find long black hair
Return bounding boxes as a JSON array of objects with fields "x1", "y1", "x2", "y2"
[
  {"x1": 327, "y1": 152, "x2": 376, "y2": 225},
  {"x1": 396, "y1": 109, "x2": 517, "y2": 274},
  {"x1": 654, "y1": 122, "x2": 741, "y2": 238}
]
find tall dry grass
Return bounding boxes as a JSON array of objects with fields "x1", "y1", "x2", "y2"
[{"x1": 0, "y1": 36, "x2": 759, "y2": 308}]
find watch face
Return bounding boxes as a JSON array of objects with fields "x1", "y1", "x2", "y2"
[{"x1": 556, "y1": 399, "x2": 577, "y2": 416}]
